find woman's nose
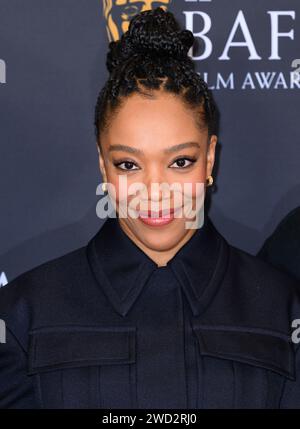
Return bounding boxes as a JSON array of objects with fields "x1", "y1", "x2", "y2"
[{"x1": 143, "y1": 172, "x2": 170, "y2": 202}]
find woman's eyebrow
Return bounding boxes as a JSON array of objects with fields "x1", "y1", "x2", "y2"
[
  {"x1": 108, "y1": 144, "x2": 142, "y2": 154},
  {"x1": 164, "y1": 142, "x2": 200, "y2": 153},
  {"x1": 108, "y1": 142, "x2": 200, "y2": 155}
]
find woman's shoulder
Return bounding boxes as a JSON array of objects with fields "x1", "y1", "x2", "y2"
[
  {"x1": 0, "y1": 245, "x2": 93, "y2": 353},
  {"x1": 219, "y1": 242, "x2": 300, "y2": 331},
  {"x1": 258, "y1": 206, "x2": 300, "y2": 280},
  {"x1": 210, "y1": 218, "x2": 300, "y2": 303},
  {"x1": 226, "y1": 241, "x2": 300, "y2": 304},
  {"x1": 0, "y1": 245, "x2": 87, "y2": 318}
]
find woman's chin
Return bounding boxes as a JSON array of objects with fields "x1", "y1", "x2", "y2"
[{"x1": 132, "y1": 217, "x2": 189, "y2": 251}]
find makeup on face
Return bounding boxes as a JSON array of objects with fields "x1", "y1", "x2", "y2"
[{"x1": 137, "y1": 204, "x2": 184, "y2": 227}]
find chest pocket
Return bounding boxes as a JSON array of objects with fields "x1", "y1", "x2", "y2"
[
  {"x1": 27, "y1": 326, "x2": 136, "y2": 409},
  {"x1": 192, "y1": 324, "x2": 296, "y2": 408}
]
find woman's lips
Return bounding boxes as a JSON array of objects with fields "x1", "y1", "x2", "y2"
[
  {"x1": 137, "y1": 207, "x2": 182, "y2": 227},
  {"x1": 139, "y1": 208, "x2": 175, "y2": 217}
]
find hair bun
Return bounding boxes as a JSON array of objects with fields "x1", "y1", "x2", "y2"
[{"x1": 106, "y1": 7, "x2": 195, "y2": 74}]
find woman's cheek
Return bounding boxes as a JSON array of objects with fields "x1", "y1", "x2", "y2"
[{"x1": 107, "y1": 175, "x2": 142, "y2": 218}]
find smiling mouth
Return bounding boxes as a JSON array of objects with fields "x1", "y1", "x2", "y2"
[{"x1": 138, "y1": 206, "x2": 182, "y2": 218}]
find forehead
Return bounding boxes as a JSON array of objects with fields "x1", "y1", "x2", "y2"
[{"x1": 103, "y1": 93, "x2": 207, "y2": 149}]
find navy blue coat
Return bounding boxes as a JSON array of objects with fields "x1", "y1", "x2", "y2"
[
  {"x1": 1, "y1": 215, "x2": 300, "y2": 409},
  {"x1": 258, "y1": 206, "x2": 300, "y2": 281}
]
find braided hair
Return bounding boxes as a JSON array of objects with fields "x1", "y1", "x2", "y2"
[{"x1": 94, "y1": 7, "x2": 219, "y2": 151}]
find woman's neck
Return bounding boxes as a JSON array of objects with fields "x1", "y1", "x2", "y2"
[{"x1": 118, "y1": 218, "x2": 197, "y2": 267}]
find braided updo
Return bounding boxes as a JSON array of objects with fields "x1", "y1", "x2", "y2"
[{"x1": 94, "y1": 7, "x2": 219, "y2": 149}]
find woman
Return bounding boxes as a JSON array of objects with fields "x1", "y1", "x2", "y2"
[{"x1": 1, "y1": 7, "x2": 300, "y2": 409}]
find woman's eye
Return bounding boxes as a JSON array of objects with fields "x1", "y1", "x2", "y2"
[
  {"x1": 114, "y1": 161, "x2": 139, "y2": 171},
  {"x1": 170, "y1": 157, "x2": 196, "y2": 169}
]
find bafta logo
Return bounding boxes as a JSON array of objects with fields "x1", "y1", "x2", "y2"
[{"x1": 102, "y1": 0, "x2": 172, "y2": 42}]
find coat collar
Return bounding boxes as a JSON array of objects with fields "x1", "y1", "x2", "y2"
[
  {"x1": 86, "y1": 214, "x2": 229, "y2": 318},
  {"x1": 85, "y1": 215, "x2": 296, "y2": 380}
]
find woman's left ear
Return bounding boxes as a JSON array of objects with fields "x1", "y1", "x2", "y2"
[{"x1": 206, "y1": 135, "x2": 217, "y2": 177}]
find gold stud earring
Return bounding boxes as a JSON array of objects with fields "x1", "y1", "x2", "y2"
[
  {"x1": 101, "y1": 182, "x2": 108, "y2": 192},
  {"x1": 206, "y1": 175, "x2": 214, "y2": 187}
]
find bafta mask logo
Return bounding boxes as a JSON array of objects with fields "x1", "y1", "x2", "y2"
[{"x1": 103, "y1": 0, "x2": 173, "y2": 42}]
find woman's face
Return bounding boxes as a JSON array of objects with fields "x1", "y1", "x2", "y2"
[{"x1": 98, "y1": 91, "x2": 217, "y2": 254}]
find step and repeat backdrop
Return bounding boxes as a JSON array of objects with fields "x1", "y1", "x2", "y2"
[{"x1": 0, "y1": 0, "x2": 299, "y2": 286}]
